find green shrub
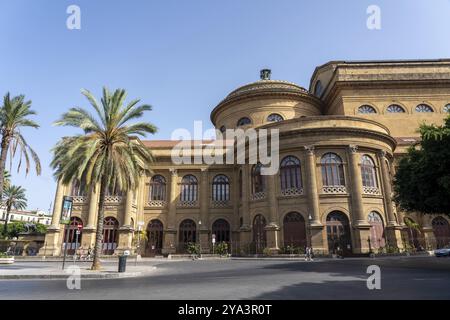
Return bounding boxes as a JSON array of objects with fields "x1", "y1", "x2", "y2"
[
  {"x1": 186, "y1": 242, "x2": 200, "y2": 255},
  {"x1": 214, "y1": 242, "x2": 228, "y2": 256},
  {"x1": 0, "y1": 252, "x2": 10, "y2": 258}
]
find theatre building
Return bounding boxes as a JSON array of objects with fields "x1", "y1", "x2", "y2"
[{"x1": 41, "y1": 59, "x2": 450, "y2": 256}]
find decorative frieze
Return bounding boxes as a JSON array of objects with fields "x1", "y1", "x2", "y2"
[
  {"x1": 72, "y1": 196, "x2": 87, "y2": 203},
  {"x1": 104, "y1": 195, "x2": 123, "y2": 203}
]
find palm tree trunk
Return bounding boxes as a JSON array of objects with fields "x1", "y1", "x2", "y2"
[
  {"x1": 0, "y1": 136, "x2": 9, "y2": 197},
  {"x1": 3, "y1": 205, "x2": 11, "y2": 236},
  {"x1": 91, "y1": 175, "x2": 109, "y2": 270}
]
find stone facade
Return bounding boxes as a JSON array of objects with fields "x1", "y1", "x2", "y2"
[{"x1": 41, "y1": 60, "x2": 450, "y2": 256}]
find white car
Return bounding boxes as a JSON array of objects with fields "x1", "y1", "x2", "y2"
[{"x1": 434, "y1": 246, "x2": 450, "y2": 257}]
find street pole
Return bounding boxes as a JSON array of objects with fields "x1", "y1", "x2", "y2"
[
  {"x1": 62, "y1": 224, "x2": 70, "y2": 270},
  {"x1": 73, "y1": 229, "x2": 80, "y2": 264},
  {"x1": 198, "y1": 220, "x2": 202, "y2": 259}
]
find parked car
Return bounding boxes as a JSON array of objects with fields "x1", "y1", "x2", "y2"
[{"x1": 434, "y1": 246, "x2": 450, "y2": 257}]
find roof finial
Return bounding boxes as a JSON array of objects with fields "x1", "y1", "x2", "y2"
[{"x1": 260, "y1": 69, "x2": 271, "y2": 80}]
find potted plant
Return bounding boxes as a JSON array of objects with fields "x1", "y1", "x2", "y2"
[{"x1": 0, "y1": 252, "x2": 14, "y2": 264}]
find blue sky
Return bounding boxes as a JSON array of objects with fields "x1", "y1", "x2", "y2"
[{"x1": 1, "y1": 0, "x2": 450, "y2": 211}]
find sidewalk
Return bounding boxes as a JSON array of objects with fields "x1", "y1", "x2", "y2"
[{"x1": 0, "y1": 261, "x2": 157, "y2": 280}]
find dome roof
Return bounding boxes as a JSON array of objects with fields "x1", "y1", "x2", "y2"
[{"x1": 224, "y1": 79, "x2": 308, "y2": 101}]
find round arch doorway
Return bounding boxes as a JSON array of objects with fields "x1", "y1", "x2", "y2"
[
  {"x1": 145, "y1": 219, "x2": 164, "y2": 257},
  {"x1": 283, "y1": 212, "x2": 307, "y2": 249},
  {"x1": 326, "y1": 211, "x2": 351, "y2": 255},
  {"x1": 432, "y1": 217, "x2": 450, "y2": 249}
]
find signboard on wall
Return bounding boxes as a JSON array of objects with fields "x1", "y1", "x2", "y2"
[{"x1": 60, "y1": 196, "x2": 73, "y2": 225}]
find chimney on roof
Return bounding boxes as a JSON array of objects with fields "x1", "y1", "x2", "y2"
[{"x1": 260, "y1": 69, "x2": 271, "y2": 80}]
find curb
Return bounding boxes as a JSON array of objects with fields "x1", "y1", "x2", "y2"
[{"x1": 0, "y1": 266, "x2": 157, "y2": 280}]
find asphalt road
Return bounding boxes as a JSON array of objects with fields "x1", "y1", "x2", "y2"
[{"x1": 1, "y1": 256, "x2": 450, "y2": 300}]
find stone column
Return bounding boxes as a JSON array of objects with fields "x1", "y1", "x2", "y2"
[
  {"x1": 163, "y1": 168, "x2": 178, "y2": 255},
  {"x1": 265, "y1": 173, "x2": 280, "y2": 254},
  {"x1": 82, "y1": 184, "x2": 99, "y2": 250},
  {"x1": 39, "y1": 180, "x2": 66, "y2": 256},
  {"x1": 304, "y1": 146, "x2": 321, "y2": 225},
  {"x1": 199, "y1": 168, "x2": 210, "y2": 253},
  {"x1": 116, "y1": 190, "x2": 134, "y2": 254},
  {"x1": 378, "y1": 151, "x2": 404, "y2": 250},
  {"x1": 348, "y1": 145, "x2": 371, "y2": 254},
  {"x1": 304, "y1": 146, "x2": 325, "y2": 253},
  {"x1": 239, "y1": 164, "x2": 251, "y2": 252}
]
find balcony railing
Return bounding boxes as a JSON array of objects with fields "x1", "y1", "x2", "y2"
[
  {"x1": 211, "y1": 200, "x2": 231, "y2": 208},
  {"x1": 72, "y1": 196, "x2": 87, "y2": 203},
  {"x1": 322, "y1": 186, "x2": 347, "y2": 194},
  {"x1": 251, "y1": 192, "x2": 266, "y2": 201},
  {"x1": 177, "y1": 200, "x2": 198, "y2": 208},
  {"x1": 146, "y1": 200, "x2": 167, "y2": 208},
  {"x1": 280, "y1": 187, "x2": 304, "y2": 197},
  {"x1": 104, "y1": 195, "x2": 123, "y2": 203},
  {"x1": 363, "y1": 186, "x2": 381, "y2": 195}
]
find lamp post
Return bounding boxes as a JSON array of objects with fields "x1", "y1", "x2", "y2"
[
  {"x1": 308, "y1": 214, "x2": 313, "y2": 248},
  {"x1": 198, "y1": 220, "x2": 202, "y2": 258}
]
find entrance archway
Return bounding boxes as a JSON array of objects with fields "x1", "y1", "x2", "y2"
[
  {"x1": 102, "y1": 217, "x2": 119, "y2": 255},
  {"x1": 253, "y1": 215, "x2": 266, "y2": 254},
  {"x1": 283, "y1": 212, "x2": 307, "y2": 249},
  {"x1": 146, "y1": 219, "x2": 163, "y2": 256},
  {"x1": 212, "y1": 219, "x2": 230, "y2": 243},
  {"x1": 432, "y1": 217, "x2": 450, "y2": 248},
  {"x1": 179, "y1": 219, "x2": 196, "y2": 252},
  {"x1": 63, "y1": 217, "x2": 83, "y2": 255},
  {"x1": 326, "y1": 211, "x2": 351, "y2": 255},
  {"x1": 368, "y1": 211, "x2": 385, "y2": 250}
]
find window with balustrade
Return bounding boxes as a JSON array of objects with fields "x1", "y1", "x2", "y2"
[
  {"x1": 212, "y1": 174, "x2": 230, "y2": 202},
  {"x1": 149, "y1": 175, "x2": 166, "y2": 201},
  {"x1": 321, "y1": 153, "x2": 345, "y2": 192},
  {"x1": 280, "y1": 156, "x2": 302, "y2": 195},
  {"x1": 180, "y1": 175, "x2": 198, "y2": 202},
  {"x1": 361, "y1": 155, "x2": 378, "y2": 189},
  {"x1": 252, "y1": 163, "x2": 265, "y2": 195}
]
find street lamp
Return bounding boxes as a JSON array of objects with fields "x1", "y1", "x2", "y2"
[{"x1": 198, "y1": 220, "x2": 202, "y2": 258}]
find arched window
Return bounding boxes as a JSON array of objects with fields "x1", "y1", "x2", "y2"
[
  {"x1": 180, "y1": 175, "x2": 198, "y2": 202},
  {"x1": 280, "y1": 156, "x2": 302, "y2": 191},
  {"x1": 443, "y1": 104, "x2": 450, "y2": 113},
  {"x1": 321, "y1": 153, "x2": 345, "y2": 186},
  {"x1": 368, "y1": 211, "x2": 385, "y2": 249},
  {"x1": 102, "y1": 217, "x2": 119, "y2": 255},
  {"x1": 63, "y1": 217, "x2": 83, "y2": 255},
  {"x1": 252, "y1": 163, "x2": 265, "y2": 194},
  {"x1": 150, "y1": 175, "x2": 166, "y2": 201},
  {"x1": 416, "y1": 104, "x2": 433, "y2": 113},
  {"x1": 212, "y1": 175, "x2": 230, "y2": 201},
  {"x1": 358, "y1": 105, "x2": 377, "y2": 114},
  {"x1": 361, "y1": 155, "x2": 377, "y2": 188},
  {"x1": 212, "y1": 219, "x2": 231, "y2": 243},
  {"x1": 71, "y1": 179, "x2": 87, "y2": 197},
  {"x1": 386, "y1": 104, "x2": 406, "y2": 113},
  {"x1": 314, "y1": 80, "x2": 323, "y2": 97},
  {"x1": 253, "y1": 215, "x2": 266, "y2": 254},
  {"x1": 432, "y1": 217, "x2": 450, "y2": 249},
  {"x1": 267, "y1": 113, "x2": 284, "y2": 122},
  {"x1": 237, "y1": 117, "x2": 252, "y2": 127}
]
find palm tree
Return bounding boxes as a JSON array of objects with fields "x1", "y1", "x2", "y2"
[
  {"x1": 0, "y1": 93, "x2": 41, "y2": 196},
  {"x1": 51, "y1": 87, "x2": 157, "y2": 270},
  {"x1": 2, "y1": 185, "x2": 27, "y2": 235}
]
